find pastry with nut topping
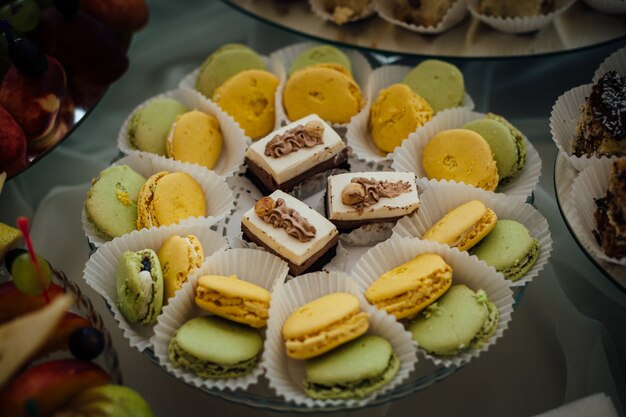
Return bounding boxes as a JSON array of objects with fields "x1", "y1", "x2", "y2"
[
  {"x1": 245, "y1": 114, "x2": 348, "y2": 193},
  {"x1": 241, "y1": 190, "x2": 338, "y2": 276},
  {"x1": 326, "y1": 171, "x2": 419, "y2": 231}
]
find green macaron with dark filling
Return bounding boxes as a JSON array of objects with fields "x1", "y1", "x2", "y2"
[
  {"x1": 303, "y1": 335, "x2": 400, "y2": 399},
  {"x1": 168, "y1": 316, "x2": 263, "y2": 379},
  {"x1": 470, "y1": 219, "x2": 539, "y2": 282},
  {"x1": 116, "y1": 249, "x2": 164, "y2": 325},
  {"x1": 408, "y1": 285, "x2": 499, "y2": 356},
  {"x1": 463, "y1": 113, "x2": 526, "y2": 186}
]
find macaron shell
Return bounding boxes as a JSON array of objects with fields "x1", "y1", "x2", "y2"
[
  {"x1": 463, "y1": 118, "x2": 517, "y2": 182},
  {"x1": 129, "y1": 98, "x2": 189, "y2": 156},
  {"x1": 369, "y1": 83, "x2": 433, "y2": 154},
  {"x1": 408, "y1": 285, "x2": 490, "y2": 356},
  {"x1": 289, "y1": 45, "x2": 352, "y2": 77},
  {"x1": 166, "y1": 110, "x2": 223, "y2": 170},
  {"x1": 283, "y1": 64, "x2": 364, "y2": 124},
  {"x1": 212, "y1": 69, "x2": 279, "y2": 140},
  {"x1": 85, "y1": 165, "x2": 146, "y2": 240},
  {"x1": 470, "y1": 219, "x2": 540, "y2": 281},
  {"x1": 402, "y1": 59, "x2": 464, "y2": 114},
  {"x1": 196, "y1": 46, "x2": 265, "y2": 98},
  {"x1": 422, "y1": 129, "x2": 499, "y2": 191},
  {"x1": 158, "y1": 234, "x2": 204, "y2": 301},
  {"x1": 486, "y1": 113, "x2": 526, "y2": 184},
  {"x1": 172, "y1": 316, "x2": 262, "y2": 365}
]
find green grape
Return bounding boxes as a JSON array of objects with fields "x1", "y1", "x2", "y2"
[
  {"x1": 0, "y1": 0, "x2": 40, "y2": 33},
  {"x1": 11, "y1": 253, "x2": 52, "y2": 296}
]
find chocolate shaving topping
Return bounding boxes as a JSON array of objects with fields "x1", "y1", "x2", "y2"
[
  {"x1": 260, "y1": 198, "x2": 316, "y2": 242},
  {"x1": 344, "y1": 177, "x2": 412, "y2": 210},
  {"x1": 590, "y1": 71, "x2": 626, "y2": 139},
  {"x1": 264, "y1": 121, "x2": 325, "y2": 158}
]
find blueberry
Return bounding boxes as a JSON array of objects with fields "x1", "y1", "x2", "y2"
[{"x1": 69, "y1": 327, "x2": 105, "y2": 360}]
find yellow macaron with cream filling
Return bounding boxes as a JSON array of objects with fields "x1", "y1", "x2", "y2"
[
  {"x1": 422, "y1": 200, "x2": 497, "y2": 251},
  {"x1": 282, "y1": 292, "x2": 369, "y2": 359},
  {"x1": 195, "y1": 275, "x2": 271, "y2": 328},
  {"x1": 158, "y1": 234, "x2": 204, "y2": 301},
  {"x1": 166, "y1": 110, "x2": 223, "y2": 170},
  {"x1": 365, "y1": 253, "x2": 452, "y2": 320}
]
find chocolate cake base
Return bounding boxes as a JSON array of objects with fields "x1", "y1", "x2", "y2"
[
  {"x1": 241, "y1": 224, "x2": 339, "y2": 276},
  {"x1": 594, "y1": 195, "x2": 626, "y2": 259},
  {"x1": 245, "y1": 148, "x2": 349, "y2": 194}
]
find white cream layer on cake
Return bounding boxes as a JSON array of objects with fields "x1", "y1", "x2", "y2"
[
  {"x1": 241, "y1": 190, "x2": 338, "y2": 266},
  {"x1": 327, "y1": 172, "x2": 420, "y2": 221},
  {"x1": 245, "y1": 114, "x2": 346, "y2": 185}
]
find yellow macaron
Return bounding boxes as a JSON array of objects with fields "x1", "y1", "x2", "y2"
[
  {"x1": 283, "y1": 63, "x2": 364, "y2": 124},
  {"x1": 422, "y1": 129, "x2": 499, "y2": 191},
  {"x1": 167, "y1": 110, "x2": 223, "y2": 170},
  {"x1": 365, "y1": 253, "x2": 452, "y2": 320},
  {"x1": 422, "y1": 200, "x2": 497, "y2": 251},
  {"x1": 158, "y1": 234, "x2": 204, "y2": 301},
  {"x1": 282, "y1": 292, "x2": 369, "y2": 359},
  {"x1": 195, "y1": 275, "x2": 271, "y2": 328},
  {"x1": 136, "y1": 171, "x2": 206, "y2": 229}
]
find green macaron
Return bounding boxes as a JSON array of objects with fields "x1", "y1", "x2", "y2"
[
  {"x1": 402, "y1": 59, "x2": 465, "y2": 114},
  {"x1": 85, "y1": 165, "x2": 146, "y2": 241},
  {"x1": 128, "y1": 98, "x2": 189, "y2": 156},
  {"x1": 303, "y1": 335, "x2": 400, "y2": 399},
  {"x1": 463, "y1": 114, "x2": 526, "y2": 186},
  {"x1": 195, "y1": 44, "x2": 266, "y2": 98},
  {"x1": 288, "y1": 45, "x2": 352, "y2": 77},
  {"x1": 168, "y1": 316, "x2": 263, "y2": 379},
  {"x1": 116, "y1": 249, "x2": 164, "y2": 326},
  {"x1": 470, "y1": 220, "x2": 539, "y2": 282},
  {"x1": 408, "y1": 285, "x2": 499, "y2": 356}
]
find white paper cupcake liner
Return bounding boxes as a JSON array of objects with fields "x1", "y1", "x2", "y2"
[
  {"x1": 391, "y1": 107, "x2": 542, "y2": 201},
  {"x1": 309, "y1": 0, "x2": 376, "y2": 24},
  {"x1": 117, "y1": 88, "x2": 249, "y2": 179},
  {"x1": 374, "y1": 0, "x2": 468, "y2": 34},
  {"x1": 150, "y1": 248, "x2": 289, "y2": 391},
  {"x1": 583, "y1": 0, "x2": 626, "y2": 14},
  {"x1": 549, "y1": 83, "x2": 624, "y2": 172},
  {"x1": 351, "y1": 237, "x2": 514, "y2": 367},
  {"x1": 82, "y1": 153, "x2": 235, "y2": 247},
  {"x1": 262, "y1": 271, "x2": 417, "y2": 408},
  {"x1": 593, "y1": 44, "x2": 626, "y2": 82},
  {"x1": 568, "y1": 158, "x2": 626, "y2": 266},
  {"x1": 392, "y1": 182, "x2": 552, "y2": 286},
  {"x1": 82, "y1": 225, "x2": 229, "y2": 351},
  {"x1": 179, "y1": 56, "x2": 285, "y2": 134},
  {"x1": 347, "y1": 65, "x2": 475, "y2": 164},
  {"x1": 468, "y1": 0, "x2": 576, "y2": 34},
  {"x1": 269, "y1": 41, "x2": 372, "y2": 131}
]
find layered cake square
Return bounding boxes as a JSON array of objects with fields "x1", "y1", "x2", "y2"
[
  {"x1": 244, "y1": 114, "x2": 348, "y2": 193},
  {"x1": 594, "y1": 158, "x2": 626, "y2": 259},
  {"x1": 241, "y1": 190, "x2": 339, "y2": 276},
  {"x1": 326, "y1": 171, "x2": 420, "y2": 231}
]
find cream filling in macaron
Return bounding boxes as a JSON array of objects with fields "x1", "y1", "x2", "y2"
[{"x1": 137, "y1": 270, "x2": 154, "y2": 320}]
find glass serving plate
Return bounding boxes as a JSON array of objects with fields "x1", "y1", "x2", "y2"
[
  {"x1": 222, "y1": 0, "x2": 626, "y2": 59},
  {"x1": 553, "y1": 153, "x2": 626, "y2": 293}
]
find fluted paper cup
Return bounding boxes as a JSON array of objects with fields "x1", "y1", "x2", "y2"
[
  {"x1": 348, "y1": 65, "x2": 475, "y2": 164},
  {"x1": 392, "y1": 182, "x2": 552, "y2": 286},
  {"x1": 352, "y1": 237, "x2": 514, "y2": 367},
  {"x1": 568, "y1": 158, "x2": 626, "y2": 266},
  {"x1": 391, "y1": 107, "x2": 542, "y2": 201},
  {"x1": 118, "y1": 88, "x2": 249, "y2": 178},
  {"x1": 82, "y1": 153, "x2": 235, "y2": 247},
  {"x1": 468, "y1": 0, "x2": 576, "y2": 34},
  {"x1": 270, "y1": 41, "x2": 372, "y2": 131},
  {"x1": 593, "y1": 45, "x2": 626, "y2": 82},
  {"x1": 83, "y1": 225, "x2": 228, "y2": 351},
  {"x1": 263, "y1": 271, "x2": 417, "y2": 408},
  {"x1": 309, "y1": 0, "x2": 375, "y2": 24},
  {"x1": 583, "y1": 0, "x2": 626, "y2": 14},
  {"x1": 374, "y1": 0, "x2": 468, "y2": 34},
  {"x1": 151, "y1": 248, "x2": 289, "y2": 391}
]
